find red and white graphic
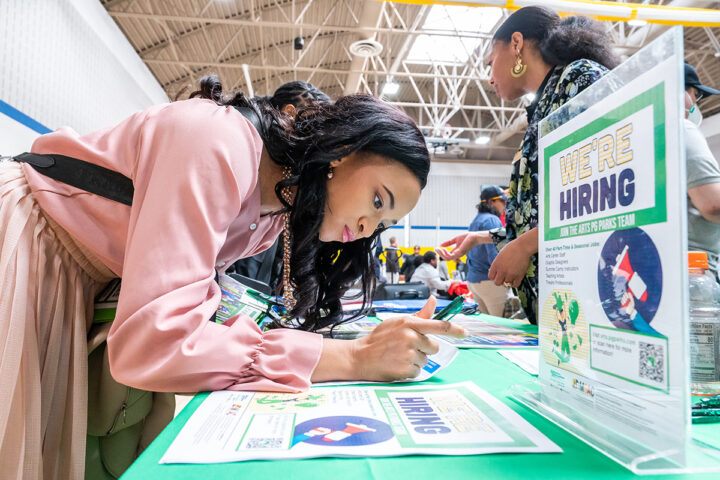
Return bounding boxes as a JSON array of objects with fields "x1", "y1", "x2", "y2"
[
  {"x1": 321, "y1": 423, "x2": 376, "y2": 442},
  {"x1": 613, "y1": 245, "x2": 648, "y2": 302}
]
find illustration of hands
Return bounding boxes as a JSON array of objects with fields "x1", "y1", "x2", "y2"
[{"x1": 620, "y1": 291, "x2": 637, "y2": 319}]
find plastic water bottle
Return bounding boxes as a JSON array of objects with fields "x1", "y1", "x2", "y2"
[{"x1": 688, "y1": 252, "x2": 720, "y2": 396}]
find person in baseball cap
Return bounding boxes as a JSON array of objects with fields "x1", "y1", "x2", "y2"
[
  {"x1": 685, "y1": 62, "x2": 720, "y2": 100},
  {"x1": 683, "y1": 62, "x2": 720, "y2": 277},
  {"x1": 451, "y1": 185, "x2": 511, "y2": 317},
  {"x1": 685, "y1": 62, "x2": 720, "y2": 126},
  {"x1": 480, "y1": 185, "x2": 508, "y2": 204}
]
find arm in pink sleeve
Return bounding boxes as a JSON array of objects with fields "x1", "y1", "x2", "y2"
[{"x1": 106, "y1": 100, "x2": 322, "y2": 393}]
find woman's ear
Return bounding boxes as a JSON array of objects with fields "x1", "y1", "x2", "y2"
[
  {"x1": 281, "y1": 104, "x2": 297, "y2": 118},
  {"x1": 511, "y1": 31, "x2": 524, "y2": 54},
  {"x1": 329, "y1": 158, "x2": 345, "y2": 169},
  {"x1": 330, "y1": 152, "x2": 356, "y2": 169}
]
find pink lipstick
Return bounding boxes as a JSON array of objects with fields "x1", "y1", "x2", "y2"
[{"x1": 342, "y1": 225, "x2": 356, "y2": 243}]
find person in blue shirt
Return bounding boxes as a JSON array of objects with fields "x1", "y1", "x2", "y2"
[{"x1": 466, "y1": 186, "x2": 510, "y2": 317}]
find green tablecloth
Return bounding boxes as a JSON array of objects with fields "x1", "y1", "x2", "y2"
[{"x1": 120, "y1": 315, "x2": 720, "y2": 480}]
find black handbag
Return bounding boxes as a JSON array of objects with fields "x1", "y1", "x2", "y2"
[{"x1": 373, "y1": 282, "x2": 430, "y2": 300}]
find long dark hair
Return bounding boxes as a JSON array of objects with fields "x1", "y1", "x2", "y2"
[
  {"x1": 493, "y1": 6, "x2": 620, "y2": 70},
  {"x1": 270, "y1": 81, "x2": 331, "y2": 109},
  {"x1": 190, "y1": 75, "x2": 430, "y2": 331}
]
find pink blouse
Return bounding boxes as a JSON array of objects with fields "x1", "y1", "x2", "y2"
[{"x1": 25, "y1": 98, "x2": 323, "y2": 393}]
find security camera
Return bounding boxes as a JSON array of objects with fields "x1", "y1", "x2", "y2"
[{"x1": 294, "y1": 36, "x2": 304, "y2": 50}]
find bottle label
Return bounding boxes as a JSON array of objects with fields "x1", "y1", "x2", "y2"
[{"x1": 690, "y1": 322, "x2": 720, "y2": 382}]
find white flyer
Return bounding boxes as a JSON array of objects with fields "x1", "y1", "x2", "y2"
[
  {"x1": 433, "y1": 315, "x2": 538, "y2": 349},
  {"x1": 160, "y1": 381, "x2": 561, "y2": 464},
  {"x1": 498, "y1": 350, "x2": 540, "y2": 376}
]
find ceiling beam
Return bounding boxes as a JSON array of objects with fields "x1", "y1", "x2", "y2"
[
  {"x1": 108, "y1": 11, "x2": 495, "y2": 39},
  {"x1": 143, "y1": 57, "x2": 494, "y2": 81},
  {"x1": 389, "y1": 101, "x2": 522, "y2": 112},
  {"x1": 125, "y1": 1, "x2": 302, "y2": 56}
]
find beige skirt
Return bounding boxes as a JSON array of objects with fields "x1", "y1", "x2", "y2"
[{"x1": 0, "y1": 160, "x2": 115, "y2": 480}]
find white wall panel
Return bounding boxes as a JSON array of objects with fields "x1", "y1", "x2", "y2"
[
  {"x1": 0, "y1": 0, "x2": 168, "y2": 155},
  {"x1": 0, "y1": 111, "x2": 41, "y2": 155},
  {"x1": 380, "y1": 161, "x2": 513, "y2": 248}
]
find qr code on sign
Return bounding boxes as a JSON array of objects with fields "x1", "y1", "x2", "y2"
[
  {"x1": 639, "y1": 342, "x2": 665, "y2": 384},
  {"x1": 245, "y1": 437, "x2": 283, "y2": 449}
]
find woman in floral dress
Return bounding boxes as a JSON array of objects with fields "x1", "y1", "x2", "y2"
[{"x1": 438, "y1": 6, "x2": 619, "y2": 324}]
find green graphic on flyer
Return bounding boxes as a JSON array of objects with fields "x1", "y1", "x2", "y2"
[
  {"x1": 551, "y1": 292, "x2": 583, "y2": 364},
  {"x1": 250, "y1": 392, "x2": 328, "y2": 412},
  {"x1": 540, "y1": 290, "x2": 589, "y2": 373}
]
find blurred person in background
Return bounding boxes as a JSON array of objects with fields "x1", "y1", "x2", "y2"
[
  {"x1": 411, "y1": 251, "x2": 467, "y2": 297},
  {"x1": 383, "y1": 236, "x2": 401, "y2": 283},
  {"x1": 466, "y1": 186, "x2": 510, "y2": 317},
  {"x1": 401, "y1": 244, "x2": 422, "y2": 282},
  {"x1": 683, "y1": 62, "x2": 720, "y2": 278}
]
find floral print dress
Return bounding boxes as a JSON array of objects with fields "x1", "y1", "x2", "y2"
[{"x1": 491, "y1": 59, "x2": 609, "y2": 324}]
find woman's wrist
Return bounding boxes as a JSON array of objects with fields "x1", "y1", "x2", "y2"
[
  {"x1": 310, "y1": 337, "x2": 359, "y2": 382},
  {"x1": 516, "y1": 228, "x2": 539, "y2": 256},
  {"x1": 475, "y1": 230, "x2": 492, "y2": 245}
]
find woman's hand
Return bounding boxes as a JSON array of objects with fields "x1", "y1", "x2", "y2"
[
  {"x1": 436, "y1": 231, "x2": 491, "y2": 261},
  {"x1": 351, "y1": 296, "x2": 467, "y2": 381},
  {"x1": 311, "y1": 296, "x2": 467, "y2": 383},
  {"x1": 488, "y1": 228, "x2": 538, "y2": 288}
]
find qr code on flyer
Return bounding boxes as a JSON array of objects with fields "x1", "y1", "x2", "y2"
[
  {"x1": 245, "y1": 437, "x2": 284, "y2": 449},
  {"x1": 639, "y1": 342, "x2": 665, "y2": 384}
]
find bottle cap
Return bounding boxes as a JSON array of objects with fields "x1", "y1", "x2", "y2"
[{"x1": 688, "y1": 251, "x2": 709, "y2": 269}]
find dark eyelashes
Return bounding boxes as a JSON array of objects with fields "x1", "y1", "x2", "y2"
[{"x1": 374, "y1": 192, "x2": 383, "y2": 210}]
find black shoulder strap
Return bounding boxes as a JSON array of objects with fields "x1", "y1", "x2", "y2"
[
  {"x1": 15, "y1": 152, "x2": 136, "y2": 205},
  {"x1": 14, "y1": 106, "x2": 262, "y2": 207},
  {"x1": 234, "y1": 106, "x2": 262, "y2": 134}
]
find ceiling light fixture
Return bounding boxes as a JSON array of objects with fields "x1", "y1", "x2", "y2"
[
  {"x1": 349, "y1": 39, "x2": 383, "y2": 57},
  {"x1": 382, "y1": 82, "x2": 400, "y2": 96}
]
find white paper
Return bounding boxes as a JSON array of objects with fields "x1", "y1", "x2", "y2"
[
  {"x1": 375, "y1": 311, "x2": 407, "y2": 321},
  {"x1": 449, "y1": 314, "x2": 524, "y2": 333},
  {"x1": 433, "y1": 315, "x2": 539, "y2": 349},
  {"x1": 498, "y1": 350, "x2": 540, "y2": 376},
  {"x1": 160, "y1": 382, "x2": 561, "y2": 464}
]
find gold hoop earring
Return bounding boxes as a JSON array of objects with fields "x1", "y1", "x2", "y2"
[{"x1": 511, "y1": 55, "x2": 527, "y2": 78}]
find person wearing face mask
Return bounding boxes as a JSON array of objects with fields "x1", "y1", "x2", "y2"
[{"x1": 684, "y1": 62, "x2": 720, "y2": 277}]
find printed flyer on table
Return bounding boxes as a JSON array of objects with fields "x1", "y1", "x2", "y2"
[{"x1": 160, "y1": 382, "x2": 560, "y2": 463}]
